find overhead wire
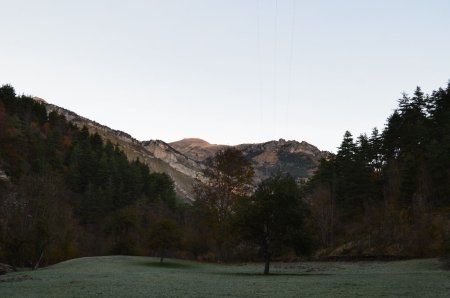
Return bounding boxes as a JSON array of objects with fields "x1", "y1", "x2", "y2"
[
  {"x1": 257, "y1": 0, "x2": 297, "y2": 140},
  {"x1": 286, "y1": 0, "x2": 296, "y2": 134},
  {"x1": 257, "y1": 0, "x2": 263, "y2": 136},
  {"x1": 273, "y1": 0, "x2": 278, "y2": 138}
]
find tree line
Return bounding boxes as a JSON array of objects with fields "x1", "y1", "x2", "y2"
[
  {"x1": 0, "y1": 85, "x2": 314, "y2": 275},
  {"x1": 305, "y1": 83, "x2": 450, "y2": 257},
  {"x1": 0, "y1": 85, "x2": 178, "y2": 269},
  {"x1": 1, "y1": 82, "x2": 449, "y2": 274}
]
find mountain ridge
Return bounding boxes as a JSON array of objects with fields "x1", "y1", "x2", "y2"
[{"x1": 36, "y1": 97, "x2": 329, "y2": 200}]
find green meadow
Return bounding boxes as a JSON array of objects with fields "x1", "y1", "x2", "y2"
[{"x1": 1, "y1": 256, "x2": 449, "y2": 297}]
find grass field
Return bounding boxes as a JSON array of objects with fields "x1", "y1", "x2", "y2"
[{"x1": 0, "y1": 256, "x2": 449, "y2": 297}]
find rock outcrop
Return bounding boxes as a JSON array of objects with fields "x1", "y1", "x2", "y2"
[
  {"x1": 171, "y1": 138, "x2": 330, "y2": 184},
  {"x1": 238, "y1": 139, "x2": 329, "y2": 184},
  {"x1": 169, "y1": 138, "x2": 227, "y2": 161},
  {"x1": 0, "y1": 263, "x2": 14, "y2": 275},
  {"x1": 0, "y1": 169, "x2": 8, "y2": 181}
]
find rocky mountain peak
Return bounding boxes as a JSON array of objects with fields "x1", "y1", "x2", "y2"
[
  {"x1": 174, "y1": 138, "x2": 212, "y2": 146},
  {"x1": 170, "y1": 138, "x2": 228, "y2": 162}
]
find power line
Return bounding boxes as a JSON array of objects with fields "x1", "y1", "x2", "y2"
[
  {"x1": 287, "y1": 0, "x2": 296, "y2": 133},
  {"x1": 273, "y1": 0, "x2": 278, "y2": 138},
  {"x1": 257, "y1": 0, "x2": 263, "y2": 135}
]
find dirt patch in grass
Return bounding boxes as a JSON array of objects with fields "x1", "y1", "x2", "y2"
[
  {"x1": 218, "y1": 272, "x2": 332, "y2": 277},
  {"x1": 139, "y1": 261, "x2": 197, "y2": 270},
  {"x1": 0, "y1": 274, "x2": 36, "y2": 283}
]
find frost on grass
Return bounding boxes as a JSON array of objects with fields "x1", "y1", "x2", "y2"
[
  {"x1": 0, "y1": 257, "x2": 449, "y2": 298},
  {"x1": 0, "y1": 274, "x2": 36, "y2": 283}
]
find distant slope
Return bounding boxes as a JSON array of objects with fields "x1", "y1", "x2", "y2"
[
  {"x1": 39, "y1": 98, "x2": 202, "y2": 200},
  {"x1": 37, "y1": 97, "x2": 329, "y2": 200}
]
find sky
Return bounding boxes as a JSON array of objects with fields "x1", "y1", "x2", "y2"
[{"x1": 1, "y1": 0, "x2": 449, "y2": 152}]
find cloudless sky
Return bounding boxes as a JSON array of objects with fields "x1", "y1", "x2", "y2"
[{"x1": 1, "y1": 0, "x2": 449, "y2": 152}]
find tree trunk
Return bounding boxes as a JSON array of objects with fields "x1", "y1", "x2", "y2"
[
  {"x1": 160, "y1": 250, "x2": 165, "y2": 263},
  {"x1": 216, "y1": 240, "x2": 225, "y2": 263},
  {"x1": 263, "y1": 253, "x2": 271, "y2": 275},
  {"x1": 8, "y1": 258, "x2": 17, "y2": 272},
  {"x1": 33, "y1": 249, "x2": 45, "y2": 270}
]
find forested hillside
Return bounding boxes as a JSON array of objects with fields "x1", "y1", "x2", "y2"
[
  {"x1": 0, "y1": 85, "x2": 178, "y2": 269},
  {"x1": 306, "y1": 84, "x2": 450, "y2": 257},
  {"x1": 1, "y1": 82, "x2": 449, "y2": 271}
]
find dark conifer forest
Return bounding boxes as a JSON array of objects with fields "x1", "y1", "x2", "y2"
[
  {"x1": 306, "y1": 84, "x2": 450, "y2": 257},
  {"x1": 1, "y1": 82, "x2": 449, "y2": 270},
  {"x1": 0, "y1": 85, "x2": 178, "y2": 269}
]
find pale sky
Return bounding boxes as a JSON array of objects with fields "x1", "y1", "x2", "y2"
[{"x1": 1, "y1": 0, "x2": 449, "y2": 152}]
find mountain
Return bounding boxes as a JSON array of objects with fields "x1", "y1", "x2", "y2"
[
  {"x1": 169, "y1": 138, "x2": 227, "y2": 161},
  {"x1": 171, "y1": 138, "x2": 329, "y2": 184},
  {"x1": 37, "y1": 98, "x2": 328, "y2": 200},
  {"x1": 237, "y1": 139, "x2": 329, "y2": 183},
  {"x1": 38, "y1": 98, "x2": 202, "y2": 200}
]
